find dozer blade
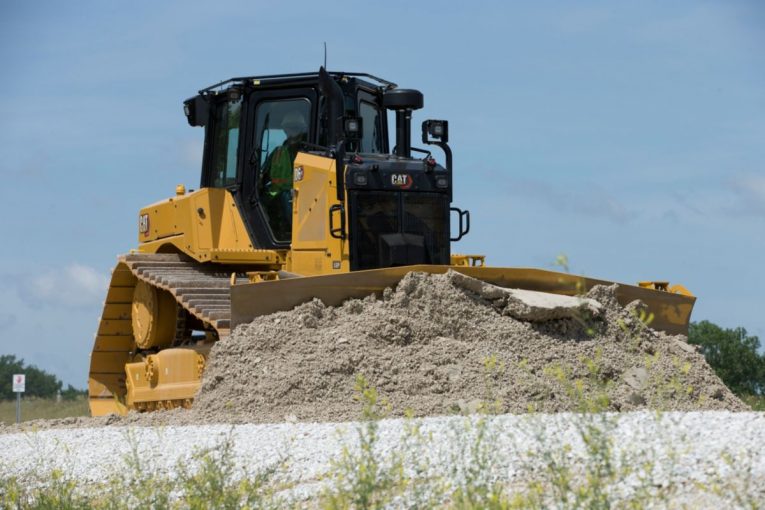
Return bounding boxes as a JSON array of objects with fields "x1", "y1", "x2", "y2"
[{"x1": 231, "y1": 265, "x2": 695, "y2": 335}]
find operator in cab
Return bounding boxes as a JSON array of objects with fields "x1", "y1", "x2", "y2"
[{"x1": 261, "y1": 110, "x2": 308, "y2": 238}]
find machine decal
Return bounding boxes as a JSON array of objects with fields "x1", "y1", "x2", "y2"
[
  {"x1": 139, "y1": 214, "x2": 150, "y2": 236},
  {"x1": 391, "y1": 174, "x2": 413, "y2": 189}
]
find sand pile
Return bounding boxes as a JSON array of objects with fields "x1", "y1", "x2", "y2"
[{"x1": 190, "y1": 271, "x2": 746, "y2": 423}]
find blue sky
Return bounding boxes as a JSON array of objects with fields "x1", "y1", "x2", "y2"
[{"x1": 0, "y1": 1, "x2": 763, "y2": 387}]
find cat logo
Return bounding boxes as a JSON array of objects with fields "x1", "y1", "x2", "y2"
[
  {"x1": 391, "y1": 173, "x2": 413, "y2": 189},
  {"x1": 139, "y1": 214, "x2": 150, "y2": 237}
]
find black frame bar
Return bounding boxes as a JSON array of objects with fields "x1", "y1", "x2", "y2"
[{"x1": 200, "y1": 71, "x2": 397, "y2": 94}]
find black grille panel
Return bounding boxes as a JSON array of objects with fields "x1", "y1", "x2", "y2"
[
  {"x1": 402, "y1": 193, "x2": 449, "y2": 264},
  {"x1": 350, "y1": 191, "x2": 449, "y2": 270}
]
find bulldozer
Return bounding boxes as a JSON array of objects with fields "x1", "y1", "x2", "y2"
[{"x1": 88, "y1": 68, "x2": 695, "y2": 416}]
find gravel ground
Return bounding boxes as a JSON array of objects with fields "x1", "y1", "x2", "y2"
[{"x1": 2, "y1": 411, "x2": 764, "y2": 506}]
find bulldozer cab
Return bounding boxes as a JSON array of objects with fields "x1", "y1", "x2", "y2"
[{"x1": 183, "y1": 69, "x2": 462, "y2": 270}]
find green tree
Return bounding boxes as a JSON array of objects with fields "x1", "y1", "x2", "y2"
[
  {"x1": 0, "y1": 355, "x2": 63, "y2": 400},
  {"x1": 61, "y1": 384, "x2": 87, "y2": 401},
  {"x1": 688, "y1": 321, "x2": 765, "y2": 396}
]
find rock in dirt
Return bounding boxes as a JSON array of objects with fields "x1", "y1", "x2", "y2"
[
  {"x1": 623, "y1": 367, "x2": 649, "y2": 390},
  {"x1": 448, "y1": 271, "x2": 603, "y2": 321}
]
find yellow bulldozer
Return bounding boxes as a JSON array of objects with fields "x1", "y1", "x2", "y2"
[{"x1": 88, "y1": 68, "x2": 695, "y2": 416}]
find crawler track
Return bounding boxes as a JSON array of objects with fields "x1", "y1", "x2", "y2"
[
  {"x1": 122, "y1": 253, "x2": 239, "y2": 335},
  {"x1": 88, "y1": 253, "x2": 245, "y2": 415}
]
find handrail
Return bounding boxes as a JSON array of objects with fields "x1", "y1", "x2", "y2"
[{"x1": 199, "y1": 71, "x2": 397, "y2": 94}]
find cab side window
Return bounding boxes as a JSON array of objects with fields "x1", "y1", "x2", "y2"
[
  {"x1": 209, "y1": 97, "x2": 242, "y2": 188},
  {"x1": 359, "y1": 101, "x2": 383, "y2": 153}
]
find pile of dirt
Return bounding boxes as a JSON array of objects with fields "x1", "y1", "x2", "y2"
[
  {"x1": 2, "y1": 270, "x2": 745, "y2": 433},
  {"x1": 189, "y1": 270, "x2": 746, "y2": 423}
]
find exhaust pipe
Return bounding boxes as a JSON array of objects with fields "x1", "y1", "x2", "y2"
[{"x1": 383, "y1": 89, "x2": 423, "y2": 158}]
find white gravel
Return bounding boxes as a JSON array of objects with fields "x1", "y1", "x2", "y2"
[{"x1": 2, "y1": 411, "x2": 764, "y2": 506}]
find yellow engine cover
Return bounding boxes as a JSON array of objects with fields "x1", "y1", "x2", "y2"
[{"x1": 137, "y1": 187, "x2": 285, "y2": 267}]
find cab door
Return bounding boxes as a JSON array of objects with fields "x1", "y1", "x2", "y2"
[{"x1": 239, "y1": 87, "x2": 317, "y2": 249}]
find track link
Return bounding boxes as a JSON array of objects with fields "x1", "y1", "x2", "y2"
[{"x1": 121, "y1": 253, "x2": 239, "y2": 336}]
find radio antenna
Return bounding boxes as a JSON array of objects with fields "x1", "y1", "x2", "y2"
[{"x1": 323, "y1": 42, "x2": 327, "y2": 69}]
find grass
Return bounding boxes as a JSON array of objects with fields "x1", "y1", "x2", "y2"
[
  {"x1": 740, "y1": 393, "x2": 765, "y2": 411},
  {"x1": 2, "y1": 430, "x2": 284, "y2": 510},
  {"x1": 320, "y1": 375, "x2": 406, "y2": 509},
  {"x1": 0, "y1": 396, "x2": 89, "y2": 425}
]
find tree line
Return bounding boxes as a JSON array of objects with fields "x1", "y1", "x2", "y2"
[
  {"x1": 688, "y1": 321, "x2": 764, "y2": 397},
  {"x1": 0, "y1": 355, "x2": 85, "y2": 400}
]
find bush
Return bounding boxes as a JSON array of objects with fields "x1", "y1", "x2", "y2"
[
  {"x1": 0, "y1": 355, "x2": 62, "y2": 400},
  {"x1": 61, "y1": 384, "x2": 87, "y2": 401},
  {"x1": 688, "y1": 321, "x2": 765, "y2": 396}
]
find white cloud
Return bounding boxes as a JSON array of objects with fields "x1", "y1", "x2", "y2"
[
  {"x1": 182, "y1": 138, "x2": 204, "y2": 167},
  {"x1": 0, "y1": 312, "x2": 17, "y2": 329},
  {"x1": 22, "y1": 263, "x2": 110, "y2": 309},
  {"x1": 729, "y1": 174, "x2": 765, "y2": 216},
  {"x1": 621, "y1": 174, "x2": 765, "y2": 223},
  {"x1": 492, "y1": 175, "x2": 635, "y2": 224}
]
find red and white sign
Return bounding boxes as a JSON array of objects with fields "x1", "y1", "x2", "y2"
[{"x1": 12, "y1": 374, "x2": 25, "y2": 393}]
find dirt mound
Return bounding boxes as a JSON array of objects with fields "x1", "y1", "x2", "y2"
[
  {"x1": 189, "y1": 271, "x2": 746, "y2": 423},
  {"x1": 1, "y1": 271, "x2": 747, "y2": 433}
]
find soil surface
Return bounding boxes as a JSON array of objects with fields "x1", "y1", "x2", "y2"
[{"x1": 2, "y1": 271, "x2": 747, "y2": 432}]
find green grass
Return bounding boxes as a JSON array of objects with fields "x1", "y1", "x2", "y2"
[
  {"x1": 740, "y1": 393, "x2": 765, "y2": 411},
  {"x1": 1, "y1": 431, "x2": 284, "y2": 510},
  {"x1": 0, "y1": 396, "x2": 89, "y2": 425}
]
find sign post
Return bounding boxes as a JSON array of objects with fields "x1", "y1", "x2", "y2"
[{"x1": 12, "y1": 374, "x2": 25, "y2": 424}]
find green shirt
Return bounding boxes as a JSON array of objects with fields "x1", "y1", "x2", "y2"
[{"x1": 268, "y1": 144, "x2": 294, "y2": 194}]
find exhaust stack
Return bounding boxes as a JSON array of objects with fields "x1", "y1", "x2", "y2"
[{"x1": 383, "y1": 89, "x2": 423, "y2": 158}]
